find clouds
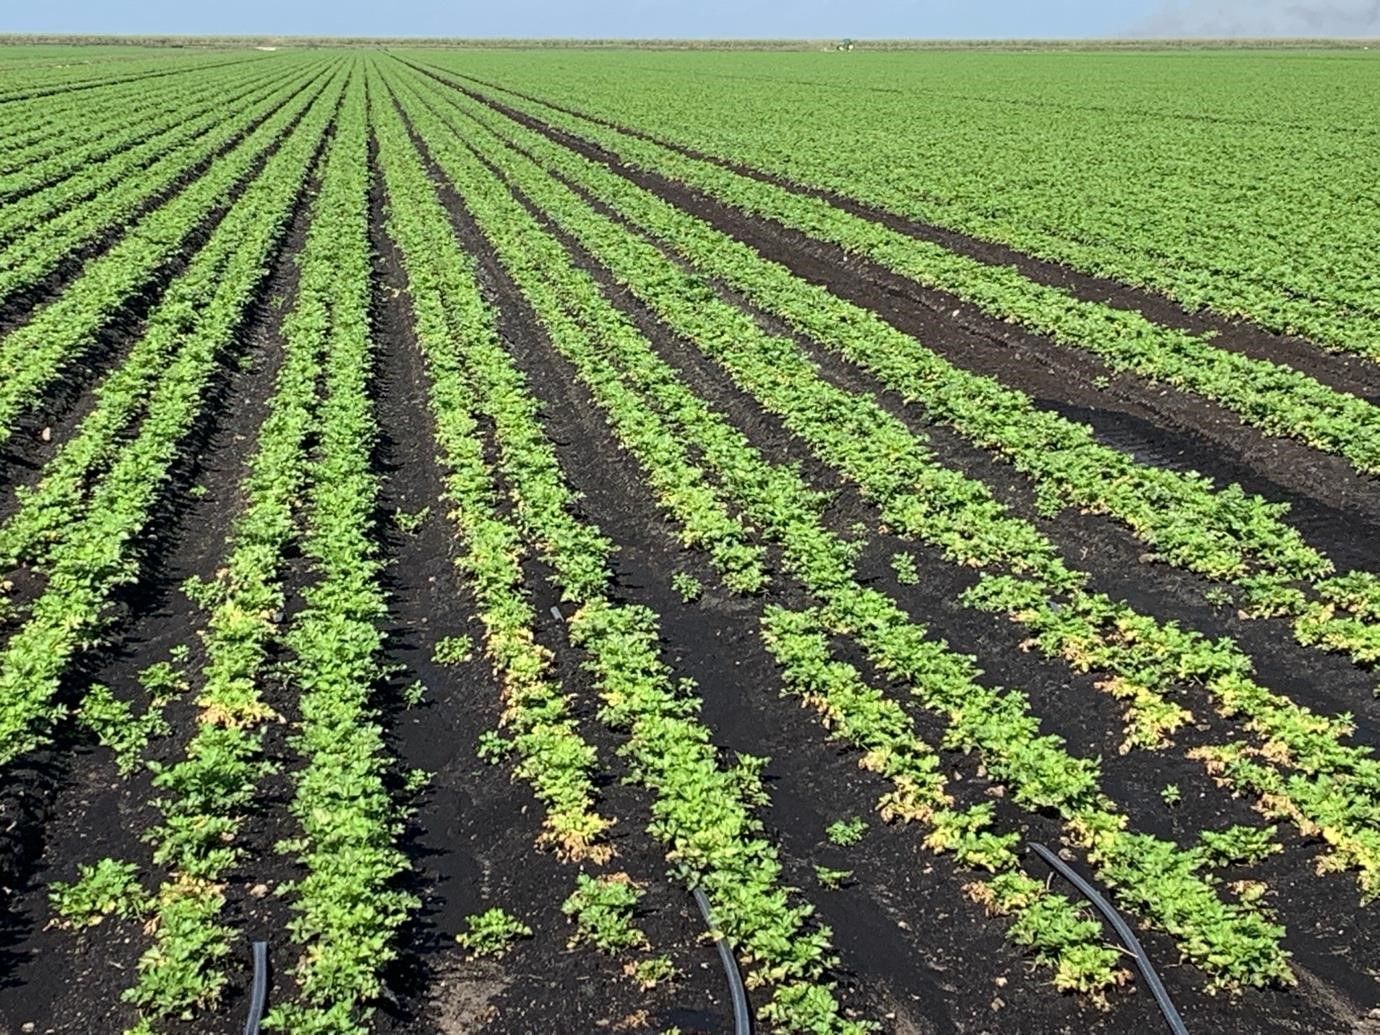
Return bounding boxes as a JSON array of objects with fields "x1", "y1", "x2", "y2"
[{"x1": 1127, "y1": 0, "x2": 1380, "y2": 37}]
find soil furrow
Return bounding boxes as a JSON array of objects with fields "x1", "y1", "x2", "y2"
[
  {"x1": 368, "y1": 144, "x2": 733, "y2": 1034},
  {"x1": 400, "y1": 100, "x2": 1371, "y2": 1034},
  {"x1": 434, "y1": 115, "x2": 1380, "y2": 1030},
  {"x1": 0, "y1": 70, "x2": 332, "y2": 533}
]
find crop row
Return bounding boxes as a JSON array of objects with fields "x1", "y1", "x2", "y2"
[
  {"x1": 393, "y1": 61, "x2": 1380, "y2": 912},
  {"x1": 268, "y1": 68, "x2": 415, "y2": 1034},
  {"x1": 0, "y1": 52, "x2": 263, "y2": 105},
  {"x1": 0, "y1": 57, "x2": 277, "y2": 171},
  {"x1": 110, "y1": 65, "x2": 412, "y2": 1035},
  {"x1": 370, "y1": 68, "x2": 614, "y2": 868},
  {"x1": 373, "y1": 64, "x2": 871, "y2": 1033},
  {"x1": 428, "y1": 52, "x2": 1380, "y2": 357},
  {"x1": 437, "y1": 88, "x2": 1380, "y2": 670},
  {"x1": 115, "y1": 85, "x2": 350, "y2": 1035},
  {"x1": 436, "y1": 66, "x2": 1380, "y2": 474},
  {"x1": 0, "y1": 62, "x2": 329, "y2": 456},
  {"x1": 0, "y1": 56, "x2": 296, "y2": 207},
  {"x1": 0, "y1": 68, "x2": 345, "y2": 772},
  {"x1": 390, "y1": 61, "x2": 1292, "y2": 992},
  {"x1": 386, "y1": 66, "x2": 1126, "y2": 994},
  {"x1": 0, "y1": 59, "x2": 327, "y2": 314},
  {"x1": 466, "y1": 92, "x2": 1380, "y2": 906},
  {"x1": 0, "y1": 58, "x2": 308, "y2": 240}
]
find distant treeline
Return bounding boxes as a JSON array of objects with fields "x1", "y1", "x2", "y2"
[{"x1": 0, "y1": 34, "x2": 1376, "y2": 51}]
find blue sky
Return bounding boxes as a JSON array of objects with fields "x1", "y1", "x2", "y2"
[
  {"x1": 1, "y1": 0, "x2": 1163, "y2": 39},
  {"x1": 5, "y1": 0, "x2": 1378, "y2": 38}
]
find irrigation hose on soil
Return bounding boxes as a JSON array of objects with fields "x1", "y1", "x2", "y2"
[
  {"x1": 1029, "y1": 843, "x2": 1189, "y2": 1035},
  {"x1": 692, "y1": 887, "x2": 753, "y2": 1035},
  {"x1": 244, "y1": 940, "x2": 270, "y2": 1035}
]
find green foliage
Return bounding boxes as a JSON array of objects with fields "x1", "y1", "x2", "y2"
[
  {"x1": 182, "y1": 574, "x2": 219, "y2": 610},
  {"x1": 670, "y1": 570, "x2": 702, "y2": 602},
  {"x1": 76, "y1": 684, "x2": 167, "y2": 775},
  {"x1": 377, "y1": 72, "x2": 862, "y2": 1027},
  {"x1": 116, "y1": 69, "x2": 382, "y2": 1034},
  {"x1": 0, "y1": 63, "x2": 327, "y2": 454},
  {"x1": 139, "y1": 660, "x2": 187, "y2": 701},
  {"x1": 890, "y1": 552, "x2": 919, "y2": 586},
  {"x1": 50, "y1": 858, "x2": 149, "y2": 928},
  {"x1": 0, "y1": 66, "x2": 342, "y2": 773},
  {"x1": 456, "y1": 908, "x2": 532, "y2": 958},
  {"x1": 391, "y1": 60, "x2": 1295, "y2": 996},
  {"x1": 404, "y1": 767, "x2": 431, "y2": 795},
  {"x1": 825, "y1": 817, "x2": 867, "y2": 847},
  {"x1": 476, "y1": 729, "x2": 513, "y2": 763},
  {"x1": 813, "y1": 865, "x2": 852, "y2": 889},
  {"x1": 627, "y1": 956, "x2": 676, "y2": 990},
  {"x1": 432, "y1": 634, "x2": 474, "y2": 666},
  {"x1": 561, "y1": 873, "x2": 647, "y2": 952},
  {"x1": 394, "y1": 505, "x2": 430, "y2": 534},
  {"x1": 1200, "y1": 825, "x2": 1281, "y2": 866}
]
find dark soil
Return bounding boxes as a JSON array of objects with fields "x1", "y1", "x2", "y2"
[
  {"x1": 0, "y1": 68, "x2": 332, "y2": 535},
  {"x1": 0, "y1": 63, "x2": 328, "y2": 339},
  {"x1": 373, "y1": 114, "x2": 738, "y2": 1034},
  {"x1": 0, "y1": 135, "x2": 325, "y2": 1035},
  {"x1": 438, "y1": 76, "x2": 1380, "y2": 571}
]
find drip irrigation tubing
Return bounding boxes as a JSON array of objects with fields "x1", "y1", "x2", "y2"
[
  {"x1": 1029, "y1": 843, "x2": 1188, "y2": 1035},
  {"x1": 243, "y1": 939, "x2": 270, "y2": 1035},
  {"x1": 692, "y1": 887, "x2": 752, "y2": 1035},
  {"x1": 551, "y1": 601, "x2": 747, "y2": 1033}
]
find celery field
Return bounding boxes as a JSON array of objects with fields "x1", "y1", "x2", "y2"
[{"x1": 1, "y1": 42, "x2": 1380, "y2": 1034}]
